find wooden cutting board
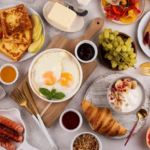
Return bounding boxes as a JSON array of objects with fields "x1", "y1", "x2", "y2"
[{"x1": 10, "y1": 18, "x2": 104, "y2": 127}]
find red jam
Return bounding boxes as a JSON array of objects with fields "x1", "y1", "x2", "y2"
[{"x1": 62, "y1": 111, "x2": 80, "y2": 130}]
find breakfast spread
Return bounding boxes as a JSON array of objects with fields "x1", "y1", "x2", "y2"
[
  {"x1": 73, "y1": 134, "x2": 99, "y2": 150},
  {"x1": 0, "y1": 115, "x2": 24, "y2": 150},
  {"x1": 109, "y1": 78, "x2": 143, "y2": 112},
  {"x1": 102, "y1": 0, "x2": 141, "y2": 23},
  {"x1": 48, "y1": 2, "x2": 77, "y2": 30},
  {"x1": 81, "y1": 100, "x2": 127, "y2": 137},
  {"x1": 99, "y1": 28, "x2": 137, "y2": 70},
  {"x1": 30, "y1": 51, "x2": 80, "y2": 100},
  {"x1": 0, "y1": 0, "x2": 149, "y2": 149}
]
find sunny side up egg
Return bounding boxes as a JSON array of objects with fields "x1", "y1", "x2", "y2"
[{"x1": 31, "y1": 51, "x2": 80, "y2": 97}]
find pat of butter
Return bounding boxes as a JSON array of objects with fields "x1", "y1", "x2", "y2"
[{"x1": 48, "y1": 2, "x2": 77, "y2": 30}]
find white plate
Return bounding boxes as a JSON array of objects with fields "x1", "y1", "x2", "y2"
[
  {"x1": 43, "y1": 1, "x2": 84, "y2": 32},
  {"x1": 0, "y1": 4, "x2": 45, "y2": 62},
  {"x1": 0, "y1": 108, "x2": 39, "y2": 150},
  {"x1": 138, "y1": 11, "x2": 150, "y2": 57},
  {"x1": 28, "y1": 49, "x2": 83, "y2": 103}
]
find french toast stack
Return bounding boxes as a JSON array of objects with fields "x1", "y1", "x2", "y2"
[{"x1": 0, "y1": 4, "x2": 32, "y2": 62}]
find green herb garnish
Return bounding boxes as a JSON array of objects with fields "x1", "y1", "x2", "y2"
[
  {"x1": 105, "y1": 3, "x2": 111, "y2": 6},
  {"x1": 39, "y1": 88, "x2": 65, "y2": 100}
]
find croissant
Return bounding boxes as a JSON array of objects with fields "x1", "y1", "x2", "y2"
[{"x1": 81, "y1": 100, "x2": 127, "y2": 137}]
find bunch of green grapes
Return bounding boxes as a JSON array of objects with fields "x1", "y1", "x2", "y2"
[{"x1": 98, "y1": 28, "x2": 137, "y2": 70}]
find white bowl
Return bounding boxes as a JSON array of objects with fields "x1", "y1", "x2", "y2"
[
  {"x1": 75, "y1": 40, "x2": 98, "y2": 63},
  {"x1": 28, "y1": 49, "x2": 83, "y2": 103},
  {"x1": 71, "y1": 132, "x2": 102, "y2": 150},
  {"x1": 0, "y1": 64, "x2": 19, "y2": 85},
  {"x1": 59, "y1": 109, "x2": 83, "y2": 132}
]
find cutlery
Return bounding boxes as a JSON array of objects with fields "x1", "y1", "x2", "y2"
[
  {"x1": 11, "y1": 89, "x2": 40, "y2": 127},
  {"x1": 23, "y1": 82, "x2": 58, "y2": 150},
  {"x1": 124, "y1": 109, "x2": 147, "y2": 146},
  {"x1": 49, "y1": 0, "x2": 88, "y2": 16}
]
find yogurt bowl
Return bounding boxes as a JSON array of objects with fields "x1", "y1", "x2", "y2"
[{"x1": 107, "y1": 76, "x2": 145, "y2": 115}]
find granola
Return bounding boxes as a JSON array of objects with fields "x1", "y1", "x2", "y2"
[{"x1": 73, "y1": 134, "x2": 99, "y2": 150}]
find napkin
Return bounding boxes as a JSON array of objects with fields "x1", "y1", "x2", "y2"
[{"x1": 0, "y1": 85, "x2": 6, "y2": 100}]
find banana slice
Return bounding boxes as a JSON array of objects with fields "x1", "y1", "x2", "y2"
[
  {"x1": 131, "y1": 80, "x2": 137, "y2": 89},
  {"x1": 115, "y1": 80, "x2": 123, "y2": 89},
  {"x1": 122, "y1": 86, "x2": 130, "y2": 94},
  {"x1": 126, "y1": 82, "x2": 131, "y2": 89}
]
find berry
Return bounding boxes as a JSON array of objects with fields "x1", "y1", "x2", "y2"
[
  {"x1": 127, "y1": 79, "x2": 131, "y2": 82},
  {"x1": 131, "y1": 87, "x2": 134, "y2": 89},
  {"x1": 123, "y1": 89, "x2": 126, "y2": 92},
  {"x1": 123, "y1": 82, "x2": 127, "y2": 86},
  {"x1": 121, "y1": 79, "x2": 124, "y2": 81},
  {"x1": 117, "y1": 85, "x2": 121, "y2": 88},
  {"x1": 112, "y1": 85, "x2": 115, "y2": 88},
  {"x1": 117, "y1": 88, "x2": 120, "y2": 91},
  {"x1": 111, "y1": 88, "x2": 115, "y2": 91},
  {"x1": 110, "y1": 97, "x2": 113, "y2": 100},
  {"x1": 122, "y1": 85, "x2": 125, "y2": 88},
  {"x1": 117, "y1": 99, "x2": 121, "y2": 101}
]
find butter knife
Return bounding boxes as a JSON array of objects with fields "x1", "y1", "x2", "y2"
[{"x1": 23, "y1": 82, "x2": 58, "y2": 150}]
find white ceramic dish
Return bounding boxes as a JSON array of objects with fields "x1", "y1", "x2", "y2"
[
  {"x1": 100, "y1": 0, "x2": 145, "y2": 25},
  {"x1": 0, "y1": 4, "x2": 45, "y2": 63},
  {"x1": 0, "y1": 64, "x2": 19, "y2": 85},
  {"x1": 138, "y1": 11, "x2": 150, "y2": 57},
  {"x1": 71, "y1": 132, "x2": 102, "y2": 150},
  {"x1": 75, "y1": 40, "x2": 98, "y2": 63},
  {"x1": 43, "y1": 1, "x2": 84, "y2": 32},
  {"x1": 28, "y1": 49, "x2": 83, "y2": 103},
  {"x1": 0, "y1": 108, "x2": 39, "y2": 150},
  {"x1": 59, "y1": 109, "x2": 83, "y2": 132},
  {"x1": 107, "y1": 76, "x2": 145, "y2": 115}
]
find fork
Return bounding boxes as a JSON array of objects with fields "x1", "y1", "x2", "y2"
[
  {"x1": 12, "y1": 89, "x2": 58, "y2": 150},
  {"x1": 12, "y1": 89, "x2": 40, "y2": 127},
  {"x1": 138, "y1": 67, "x2": 150, "y2": 76}
]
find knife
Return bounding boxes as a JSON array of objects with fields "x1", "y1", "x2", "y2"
[
  {"x1": 23, "y1": 82, "x2": 58, "y2": 150},
  {"x1": 49, "y1": 0, "x2": 88, "y2": 17}
]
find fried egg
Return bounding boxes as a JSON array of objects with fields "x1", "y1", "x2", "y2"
[
  {"x1": 54, "y1": 55, "x2": 80, "y2": 94},
  {"x1": 31, "y1": 51, "x2": 80, "y2": 97}
]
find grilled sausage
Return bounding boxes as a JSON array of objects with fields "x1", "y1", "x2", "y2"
[
  {"x1": 0, "y1": 125, "x2": 23, "y2": 143},
  {"x1": 0, "y1": 136, "x2": 15, "y2": 150},
  {"x1": 0, "y1": 115, "x2": 24, "y2": 133}
]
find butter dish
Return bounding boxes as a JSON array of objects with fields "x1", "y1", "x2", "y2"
[
  {"x1": 0, "y1": 85, "x2": 6, "y2": 99},
  {"x1": 43, "y1": 1, "x2": 84, "y2": 32}
]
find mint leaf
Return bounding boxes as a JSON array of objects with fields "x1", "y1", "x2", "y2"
[
  {"x1": 39, "y1": 88, "x2": 50, "y2": 96},
  {"x1": 47, "y1": 95, "x2": 52, "y2": 100},
  {"x1": 51, "y1": 89, "x2": 56, "y2": 97},
  {"x1": 54, "y1": 92, "x2": 65, "y2": 100}
]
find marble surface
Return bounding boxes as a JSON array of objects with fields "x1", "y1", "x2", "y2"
[{"x1": 0, "y1": 0, "x2": 150, "y2": 150}]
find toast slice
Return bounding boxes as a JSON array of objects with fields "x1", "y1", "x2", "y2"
[
  {"x1": 0, "y1": 39, "x2": 30, "y2": 62},
  {"x1": 3, "y1": 29, "x2": 32, "y2": 44},
  {"x1": 0, "y1": 4, "x2": 32, "y2": 35}
]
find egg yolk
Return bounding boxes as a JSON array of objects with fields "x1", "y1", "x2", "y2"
[
  {"x1": 59, "y1": 72, "x2": 74, "y2": 87},
  {"x1": 43, "y1": 71, "x2": 56, "y2": 85}
]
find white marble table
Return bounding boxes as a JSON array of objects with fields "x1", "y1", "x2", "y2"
[{"x1": 0, "y1": 0, "x2": 150, "y2": 149}]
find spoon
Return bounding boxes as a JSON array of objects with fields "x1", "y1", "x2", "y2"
[{"x1": 124, "y1": 109, "x2": 147, "y2": 146}]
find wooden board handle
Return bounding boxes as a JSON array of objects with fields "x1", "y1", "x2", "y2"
[{"x1": 83, "y1": 18, "x2": 104, "y2": 40}]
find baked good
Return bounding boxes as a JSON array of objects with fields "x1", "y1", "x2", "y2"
[
  {"x1": 0, "y1": 4, "x2": 32, "y2": 35},
  {"x1": 0, "y1": 39, "x2": 30, "y2": 62},
  {"x1": 3, "y1": 29, "x2": 32, "y2": 44},
  {"x1": 81, "y1": 100, "x2": 127, "y2": 137}
]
